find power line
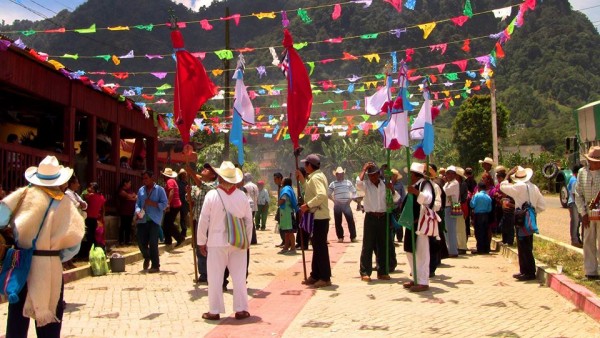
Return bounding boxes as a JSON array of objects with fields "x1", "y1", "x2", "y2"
[
  {"x1": 51, "y1": 0, "x2": 75, "y2": 11},
  {"x1": 30, "y1": 0, "x2": 59, "y2": 15}
]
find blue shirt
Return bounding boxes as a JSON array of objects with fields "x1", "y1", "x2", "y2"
[
  {"x1": 470, "y1": 190, "x2": 492, "y2": 214},
  {"x1": 135, "y1": 184, "x2": 168, "y2": 225},
  {"x1": 567, "y1": 175, "x2": 577, "y2": 205}
]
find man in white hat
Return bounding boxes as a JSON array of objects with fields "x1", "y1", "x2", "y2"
[
  {"x1": 501, "y1": 165, "x2": 545, "y2": 281},
  {"x1": 0, "y1": 156, "x2": 85, "y2": 337},
  {"x1": 197, "y1": 161, "x2": 253, "y2": 320},
  {"x1": 161, "y1": 168, "x2": 184, "y2": 247},
  {"x1": 328, "y1": 166, "x2": 357, "y2": 243},
  {"x1": 575, "y1": 146, "x2": 600, "y2": 280},
  {"x1": 443, "y1": 165, "x2": 460, "y2": 257},
  {"x1": 402, "y1": 162, "x2": 436, "y2": 292},
  {"x1": 136, "y1": 170, "x2": 169, "y2": 273},
  {"x1": 479, "y1": 157, "x2": 497, "y2": 184}
]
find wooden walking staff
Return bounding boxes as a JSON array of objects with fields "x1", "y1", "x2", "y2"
[
  {"x1": 294, "y1": 146, "x2": 308, "y2": 282},
  {"x1": 384, "y1": 148, "x2": 392, "y2": 275},
  {"x1": 183, "y1": 146, "x2": 199, "y2": 283}
]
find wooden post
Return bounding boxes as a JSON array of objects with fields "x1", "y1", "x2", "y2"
[
  {"x1": 491, "y1": 78, "x2": 499, "y2": 165},
  {"x1": 223, "y1": 6, "x2": 231, "y2": 161}
]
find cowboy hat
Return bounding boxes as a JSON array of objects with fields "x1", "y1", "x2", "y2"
[
  {"x1": 391, "y1": 168, "x2": 403, "y2": 180},
  {"x1": 178, "y1": 168, "x2": 187, "y2": 175},
  {"x1": 584, "y1": 146, "x2": 600, "y2": 162},
  {"x1": 24, "y1": 155, "x2": 73, "y2": 187},
  {"x1": 162, "y1": 168, "x2": 177, "y2": 178},
  {"x1": 479, "y1": 157, "x2": 494, "y2": 165},
  {"x1": 332, "y1": 166, "x2": 346, "y2": 175},
  {"x1": 214, "y1": 161, "x2": 244, "y2": 184},
  {"x1": 409, "y1": 162, "x2": 426, "y2": 175},
  {"x1": 495, "y1": 165, "x2": 507, "y2": 173},
  {"x1": 511, "y1": 166, "x2": 533, "y2": 183},
  {"x1": 456, "y1": 167, "x2": 467, "y2": 179}
]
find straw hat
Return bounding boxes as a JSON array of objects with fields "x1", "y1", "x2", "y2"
[
  {"x1": 24, "y1": 155, "x2": 73, "y2": 187},
  {"x1": 456, "y1": 167, "x2": 466, "y2": 179},
  {"x1": 162, "y1": 168, "x2": 177, "y2": 178},
  {"x1": 391, "y1": 168, "x2": 403, "y2": 180},
  {"x1": 332, "y1": 166, "x2": 346, "y2": 175},
  {"x1": 214, "y1": 161, "x2": 244, "y2": 184},
  {"x1": 479, "y1": 157, "x2": 494, "y2": 165},
  {"x1": 584, "y1": 146, "x2": 600, "y2": 162},
  {"x1": 511, "y1": 166, "x2": 533, "y2": 183}
]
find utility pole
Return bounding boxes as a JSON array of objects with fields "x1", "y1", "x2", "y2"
[
  {"x1": 223, "y1": 7, "x2": 231, "y2": 160},
  {"x1": 490, "y1": 78, "x2": 499, "y2": 165}
]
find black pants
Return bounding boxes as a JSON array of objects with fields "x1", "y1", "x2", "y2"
[
  {"x1": 310, "y1": 219, "x2": 331, "y2": 281},
  {"x1": 429, "y1": 237, "x2": 442, "y2": 275},
  {"x1": 333, "y1": 203, "x2": 357, "y2": 240},
  {"x1": 501, "y1": 211, "x2": 515, "y2": 245},
  {"x1": 179, "y1": 206, "x2": 189, "y2": 239},
  {"x1": 80, "y1": 217, "x2": 99, "y2": 259},
  {"x1": 359, "y1": 213, "x2": 388, "y2": 276},
  {"x1": 119, "y1": 214, "x2": 133, "y2": 244},
  {"x1": 474, "y1": 213, "x2": 490, "y2": 253},
  {"x1": 162, "y1": 207, "x2": 183, "y2": 245},
  {"x1": 6, "y1": 282, "x2": 64, "y2": 338},
  {"x1": 517, "y1": 233, "x2": 536, "y2": 276},
  {"x1": 296, "y1": 229, "x2": 310, "y2": 249}
]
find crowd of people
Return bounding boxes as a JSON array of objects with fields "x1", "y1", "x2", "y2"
[{"x1": 12, "y1": 147, "x2": 600, "y2": 332}]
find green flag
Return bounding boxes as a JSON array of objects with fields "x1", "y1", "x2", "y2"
[{"x1": 398, "y1": 194, "x2": 415, "y2": 230}]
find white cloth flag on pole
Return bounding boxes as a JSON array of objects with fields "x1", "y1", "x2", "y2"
[
  {"x1": 410, "y1": 96, "x2": 434, "y2": 155},
  {"x1": 233, "y1": 68, "x2": 255, "y2": 124},
  {"x1": 365, "y1": 84, "x2": 390, "y2": 116},
  {"x1": 381, "y1": 105, "x2": 408, "y2": 149}
]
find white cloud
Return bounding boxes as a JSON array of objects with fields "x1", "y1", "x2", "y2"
[{"x1": 172, "y1": 0, "x2": 214, "y2": 12}]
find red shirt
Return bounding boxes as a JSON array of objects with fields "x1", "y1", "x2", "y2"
[
  {"x1": 165, "y1": 179, "x2": 182, "y2": 208},
  {"x1": 85, "y1": 193, "x2": 106, "y2": 219}
]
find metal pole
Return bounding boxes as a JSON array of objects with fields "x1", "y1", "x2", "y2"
[
  {"x1": 490, "y1": 78, "x2": 498, "y2": 165},
  {"x1": 223, "y1": 7, "x2": 231, "y2": 160}
]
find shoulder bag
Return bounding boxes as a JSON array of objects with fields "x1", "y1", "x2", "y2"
[{"x1": 216, "y1": 191, "x2": 249, "y2": 249}]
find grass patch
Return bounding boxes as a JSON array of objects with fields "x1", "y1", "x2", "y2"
[{"x1": 533, "y1": 238, "x2": 600, "y2": 295}]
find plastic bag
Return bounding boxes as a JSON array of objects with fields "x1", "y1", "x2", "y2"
[{"x1": 89, "y1": 244, "x2": 109, "y2": 276}]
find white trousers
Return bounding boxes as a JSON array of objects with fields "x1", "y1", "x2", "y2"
[
  {"x1": 406, "y1": 234, "x2": 430, "y2": 285},
  {"x1": 583, "y1": 221, "x2": 600, "y2": 275},
  {"x1": 207, "y1": 246, "x2": 249, "y2": 314},
  {"x1": 456, "y1": 216, "x2": 468, "y2": 250}
]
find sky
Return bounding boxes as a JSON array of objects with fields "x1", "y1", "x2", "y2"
[{"x1": 0, "y1": 0, "x2": 598, "y2": 26}]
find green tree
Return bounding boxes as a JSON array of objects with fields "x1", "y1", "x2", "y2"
[{"x1": 452, "y1": 95, "x2": 509, "y2": 169}]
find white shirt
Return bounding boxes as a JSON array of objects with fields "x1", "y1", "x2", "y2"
[
  {"x1": 357, "y1": 178, "x2": 399, "y2": 213},
  {"x1": 65, "y1": 188, "x2": 88, "y2": 210},
  {"x1": 430, "y1": 181, "x2": 442, "y2": 212},
  {"x1": 415, "y1": 178, "x2": 433, "y2": 207},
  {"x1": 244, "y1": 182, "x2": 259, "y2": 212},
  {"x1": 197, "y1": 188, "x2": 253, "y2": 247},
  {"x1": 443, "y1": 179, "x2": 460, "y2": 206},
  {"x1": 500, "y1": 181, "x2": 546, "y2": 213}
]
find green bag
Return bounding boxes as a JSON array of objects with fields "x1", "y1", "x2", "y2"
[{"x1": 89, "y1": 244, "x2": 109, "y2": 276}]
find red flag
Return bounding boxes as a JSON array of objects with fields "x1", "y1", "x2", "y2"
[
  {"x1": 171, "y1": 29, "x2": 217, "y2": 144},
  {"x1": 281, "y1": 29, "x2": 312, "y2": 150}
]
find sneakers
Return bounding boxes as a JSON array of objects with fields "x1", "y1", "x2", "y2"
[
  {"x1": 312, "y1": 280, "x2": 332, "y2": 288},
  {"x1": 409, "y1": 284, "x2": 429, "y2": 292}
]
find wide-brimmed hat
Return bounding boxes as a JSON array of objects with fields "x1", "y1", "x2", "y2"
[
  {"x1": 456, "y1": 167, "x2": 466, "y2": 179},
  {"x1": 162, "y1": 168, "x2": 177, "y2": 178},
  {"x1": 584, "y1": 146, "x2": 600, "y2": 162},
  {"x1": 511, "y1": 166, "x2": 533, "y2": 183},
  {"x1": 495, "y1": 165, "x2": 507, "y2": 174},
  {"x1": 24, "y1": 155, "x2": 73, "y2": 187},
  {"x1": 300, "y1": 154, "x2": 321, "y2": 166},
  {"x1": 366, "y1": 164, "x2": 380, "y2": 175},
  {"x1": 178, "y1": 168, "x2": 187, "y2": 175},
  {"x1": 214, "y1": 161, "x2": 244, "y2": 184},
  {"x1": 479, "y1": 157, "x2": 494, "y2": 165},
  {"x1": 333, "y1": 166, "x2": 346, "y2": 175},
  {"x1": 391, "y1": 168, "x2": 403, "y2": 180},
  {"x1": 410, "y1": 162, "x2": 426, "y2": 175}
]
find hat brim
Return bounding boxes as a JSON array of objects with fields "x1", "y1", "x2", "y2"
[
  {"x1": 584, "y1": 154, "x2": 600, "y2": 162},
  {"x1": 215, "y1": 167, "x2": 244, "y2": 184},
  {"x1": 511, "y1": 168, "x2": 534, "y2": 183},
  {"x1": 24, "y1": 166, "x2": 73, "y2": 187},
  {"x1": 162, "y1": 172, "x2": 177, "y2": 178}
]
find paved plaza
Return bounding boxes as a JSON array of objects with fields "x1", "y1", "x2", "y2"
[{"x1": 0, "y1": 202, "x2": 598, "y2": 337}]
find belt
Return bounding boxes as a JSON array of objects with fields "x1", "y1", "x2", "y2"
[
  {"x1": 366, "y1": 212, "x2": 386, "y2": 218},
  {"x1": 33, "y1": 250, "x2": 60, "y2": 256}
]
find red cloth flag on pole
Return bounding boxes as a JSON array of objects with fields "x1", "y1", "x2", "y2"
[
  {"x1": 171, "y1": 29, "x2": 217, "y2": 144},
  {"x1": 281, "y1": 29, "x2": 312, "y2": 150}
]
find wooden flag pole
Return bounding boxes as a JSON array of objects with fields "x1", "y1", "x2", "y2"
[{"x1": 294, "y1": 147, "x2": 308, "y2": 282}]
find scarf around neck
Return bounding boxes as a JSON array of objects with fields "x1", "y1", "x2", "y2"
[{"x1": 279, "y1": 186, "x2": 299, "y2": 212}]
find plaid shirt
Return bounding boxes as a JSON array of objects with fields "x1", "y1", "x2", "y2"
[
  {"x1": 191, "y1": 180, "x2": 218, "y2": 221},
  {"x1": 575, "y1": 167, "x2": 600, "y2": 216}
]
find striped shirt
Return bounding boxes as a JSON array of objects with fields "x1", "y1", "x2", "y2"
[
  {"x1": 191, "y1": 180, "x2": 218, "y2": 221},
  {"x1": 575, "y1": 167, "x2": 600, "y2": 216},
  {"x1": 328, "y1": 179, "x2": 356, "y2": 204}
]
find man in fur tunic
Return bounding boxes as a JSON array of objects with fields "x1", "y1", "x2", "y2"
[{"x1": 0, "y1": 155, "x2": 85, "y2": 337}]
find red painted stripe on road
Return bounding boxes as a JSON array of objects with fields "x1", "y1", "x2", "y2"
[{"x1": 206, "y1": 225, "x2": 348, "y2": 337}]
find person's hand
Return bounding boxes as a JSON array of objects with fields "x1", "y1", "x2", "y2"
[
  {"x1": 199, "y1": 245, "x2": 207, "y2": 257},
  {"x1": 300, "y1": 203, "x2": 310, "y2": 213},
  {"x1": 407, "y1": 185, "x2": 419, "y2": 196},
  {"x1": 296, "y1": 169, "x2": 305, "y2": 182},
  {"x1": 363, "y1": 162, "x2": 373, "y2": 172},
  {"x1": 165, "y1": 206, "x2": 170, "y2": 213},
  {"x1": 583, "y1": 214, "x2": 590, "y2": 229},
  {"x1": 386, "y1": 181, "x2": 394, "y2": 190}
]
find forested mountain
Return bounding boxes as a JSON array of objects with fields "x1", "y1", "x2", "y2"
[{"x1": 1, "y1": 0, "x2": 598, "y2": 155}]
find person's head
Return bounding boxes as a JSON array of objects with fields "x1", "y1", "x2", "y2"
[
  {"x1": 409, "y1": 162, "x2": 425, "y2": 184},
  {"x1": 366, "y1": 163, "x2": 381, "y2": 185},
  {"x1": 465, "y1": 167, "x2": 473, "y2": 177},
  {"x1": 142, "y1": 170, "x2": 155, "y2": 187},
  {"x1": 7, "y1": 134, "x2": 18, "y2": 144},
  {"x1": 282, "y1": 177, "x2": 292, "y2": 187},
  {"x1": 333, "y1": 166, "x2": 345, "y2": 181},
  {"x1": 496, "y1": 170, "x2": 507, "y2": 183},
  {"x1": 301, "y1": 154, "x2": 321, "y2": 174},
  {"x1": 200, "y1": 163, "x2": 217, "y2": 182},
  {"x1": 178, "y1": 168, "x2": 187, "y2": 180},
  {"x1": 585, "y1": 147, "x2": 600, "y2": 171},
  {"x1": 573, "y1": 164, "x2": 583, "y2": 176},
  {"x1": 481, "y1": 172, "x2": 494, "y2": 187},
  {"x1": 257, "y1": 180, "x2": 265, "y2": 189},
  {"x1": 479, "y1": 157, "x2": 494, "y2": 172},
  {"x1": 391, "y1": 169, "x2": 402, "y2": 184},
  {"x1": 273, "y1": 172, "x2": 283, "y2": 186},
  {"x1": 445, "y1": 166, "x2": 457, "y2": 182},
  {"x1": 477, "y1": 181, "x2": 487, "y2": 192},
  {"x1": 119, "y1": 178, "x2": 132, "y2": 191},
  {"x1": 244, "y1": 173, "x2": 253, "y2": 183},
  {"x1": 67, "y1": 175, "x2": 80, "y2": 191},
  {"x1": 88, "y1": 182, "x2": 100, "y2": 194}
]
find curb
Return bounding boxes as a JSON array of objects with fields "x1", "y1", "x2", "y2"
[
  {"x1": 62, "y1": 237, "x2": 193, "y2": 284},
  {"x1": 491, "y1": 237, "x2": 600, "y2": 322}
]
